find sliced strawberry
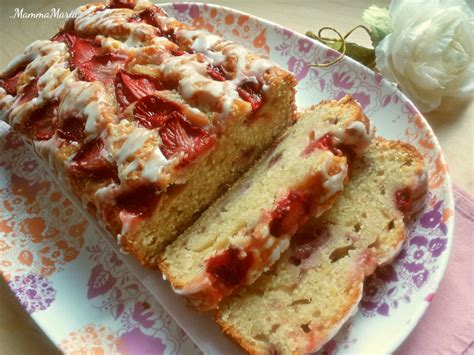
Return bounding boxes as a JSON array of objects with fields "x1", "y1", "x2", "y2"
[
  {"x1": 160, "y1": 113, "x2": 215, "y2": 165},
  {"x1": 237, "y1": 81, "x2": 263, "y2": 110},
  {"x1": 0, "y1": 65, "x2": 26, "y2": 96},
  {"x1": 269, "y1": 191, "x2": 313, "y2": 238},
  {"x1": 115, "y1": 70, "x2": 163, "y2": 109},
  {"x1": 64, "y1": 34, "x2": 102, "y2": 69},
  {"x1": 303, "y1": 132, "x2": 342, "y2": 156},
  {"x1": 128, "y1": 7, "x2": 167, "y2": 28},
  {"x1": 71, "y1": 138, "x2": 118, "y2": 181},
  {"x1": 57, "y1": 116, "x2": 86, "y2": 142},
  {"x1": 133, "y1": 95, "x2": 182, "y2": 129},
  {"x1": 24, "y1": 101, "x2": 59, "y2": 141},
  {"x1": 78, "y1": 53, "x2": 129, "y2": 83},
  {"x1": 163, "y1": 28, "x2": 177, "y2": 44},
  {"x1": 18, "y1": 78, "x2": 39, "y2": 105},
  {"x1": 206, "y1": 246, "x2": 253, "y2": 287},
  {"x1": 395, "y1": 187, "x2": 412, "y2": 214},
  {"x1": 171, "y1": 50, "x2": 186, "y2": 56},
  {"x1": 207, "y1": 64, "x2": 226, "y2": 82},
  {"x1": 115, "y1": 184, "x2": 162, "y2": 218}
]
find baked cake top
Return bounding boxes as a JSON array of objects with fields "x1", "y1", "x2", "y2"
[{"x1": 0, "y1": 0, "x2": 292, "y2": 236}]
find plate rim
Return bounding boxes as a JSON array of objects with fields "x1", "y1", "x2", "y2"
[{"x1": 0, "y1": 2, "x2": 455, "y2": 354}]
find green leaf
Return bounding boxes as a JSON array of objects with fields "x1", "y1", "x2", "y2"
[{"x1": 362, "y1": 5, "x2": 391, "y2": 47}]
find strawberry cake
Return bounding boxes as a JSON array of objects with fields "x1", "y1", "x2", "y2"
[
  {"x1": 216, "y1": 138, "x2": 428, "y2": 354},
  {"x1": 0, "y1": 0, "x2": 296, "y2": 266},
  {"x1": 160, "y1": 96, "x2": 374, "y2": 311}
]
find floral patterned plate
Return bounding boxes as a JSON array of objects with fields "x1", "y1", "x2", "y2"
[{"x1": 0, "y1": 3, "x2": 454, "y2": 354}]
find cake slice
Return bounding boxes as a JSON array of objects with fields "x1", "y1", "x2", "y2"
[
  {"x1": 160, "y1": 96, "x2": 373, "y2": 311},
  {"x1": 215, "y1": 138, "x2": 428, "y2": 354},
  {"x1": 0, "y1": 0, "x2": 297, "y2": 267}
]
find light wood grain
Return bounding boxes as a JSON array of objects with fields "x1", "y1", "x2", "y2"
[{"x1": 0, "y1": 1, "x2": 472, "y2": 354}]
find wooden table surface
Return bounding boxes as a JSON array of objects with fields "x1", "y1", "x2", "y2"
[{"x1": 0, "y1": 1, "x2": 472, "y2": 354}]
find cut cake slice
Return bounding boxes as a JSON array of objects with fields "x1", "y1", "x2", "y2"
[
  {"x1": 216, "y1": 138, "x2": 428, "y2": 354},
  {"x1": 160, "y1": 96, "x2": 373, "y2": 311}
]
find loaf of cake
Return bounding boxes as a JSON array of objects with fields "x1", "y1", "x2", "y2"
[
  {"x1": 160, "y1": 96, "x2": 374, "y2": 311},
  {"x1": 215, "y1": 138, "x2": 427, "y2": 354},
  {"x1": 0, "y1": 0, "x2": 297, "y2": 267}
]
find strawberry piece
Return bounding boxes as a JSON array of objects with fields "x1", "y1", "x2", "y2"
[
  {"x1": 207, "y1": 64, "x2": 226, "y2": 81},
  {"x1": 206, "y1": 246, "x2": 253, "y2": 287},
  {"x1": 115, "y1": 70, "x2": 163, "y2": 109},
  {"x1": 57, "y1": 116, "x2": 86, "y2": 142},
  {"x1": 395, "y1": 187, "x2": 412, "y2": 214},
  {"x1": 24, "y1": 101, "x2": 59, "y2": 141},
  {"x1": 18, "y1": 78, "x2": 39, "y2": 105},
  {"x1": 237, "y1": 81, "x2": 263, "y2": 110},
  {"x1": 133, "y1": 95, "x2": 182, "y2": 129},
  {"x1": 160, "y1": 113, "x2": 215, "y2": 165},
  {"x1": 269, "y1": 191, "x2": 313, "y2": 238},
  {"x1": 128, "y1": 7, "x2": 167, "y2": 28},
  {"x1": 78, "y1": 53, "x2": 129, "y2": 83},
  {"x1": 171, "y1": 50, "x2": 186, "y2": 56},
  {"x1": 58, "y1": 33, "x2": 102, "y2": 69},
  {"x1": 303, "y1": 132, "x2": 342, "y2": 156},
  {"x1": 0, "y1": 65, "x2": 26, "y2": 96},
  {"x1": 71, "y1": 139, "x2": 118, "y2": 181},
  {"x1": 108, "y1": 0, "x2": 135, "y2": 9},
  {"x1": 115, "y1": 184, "x2": 162, "y2": 218},
  {"x1": 163, "y1": 28, "x2": 177, "y2": 44}
]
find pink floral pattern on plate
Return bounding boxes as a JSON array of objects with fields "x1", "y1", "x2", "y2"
[{"x1": 0, "y1": 3, "x2": 454, "y2": 354}]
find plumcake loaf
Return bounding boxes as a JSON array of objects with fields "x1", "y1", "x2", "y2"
[
  {"x1": 160, "y1": 96, "x2": 374, "y2": 311},
  {"x1": 0, "y1": 0, "x2": 297, "y2": 266},
  {"x1": 216, "y1": 138, "x2": 428, "y2": 354}
]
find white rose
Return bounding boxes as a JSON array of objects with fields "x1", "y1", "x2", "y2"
[{"x1": 374, "y1": 0, "x2": 474, "y2": 112}]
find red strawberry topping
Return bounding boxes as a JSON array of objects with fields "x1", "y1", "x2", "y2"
[
  {"x1": 303, "y1": 132, "x2": 342, "y2": 156},
  {"x1": 237, "y1": 81, "x2": 263, "y2": 110},
  {"x1": 206, "y1": 246, "x2": 253, "y2": 287},
  {"x1": 128, "y1": 7, "x2": 167, "y2": 28},
  {"x1": 115, "y1": 70, "x2": 163, "y2": 109},
  {"x1": 18, "y1": 78, "x2": 39, "y2": 105},
  {"x1": 171, "y1": 50, "x2": 186, "y2": 56},
  {"x1": 78, "y1": 53, "x2": 129, "y2": 83},
  {"x1": 0, "y1": 65, "x2": 26, "y2": 96},
  {"x1": 115, "y1": 184, "x2": 162, "y2": 218},
  {"x1": 71, "y1": 138, "x2": 118, "y2": 181},
  {"x1": 269, "y1": 191, "x2": 313, "y2": 238},
  {"x1": 57, "y1": 116, "x2": 86, "y2": 142},
  {"x1": 395, "y1": 187, "x2": 412, "y2": 214},
  {"x1": 53, "y1": 33, "x2": 102, "y2": 69},
  {"x1": 206, "y1": 64, "x2": 226, "y2": 81},
  {"x1": 108, "y1": 0, "x2": 136, "y2": 9},
  {"x1": 133, "y1": 95, "x2": 182, "y2": 129},
  {"x1": 160, "y1": 113, "x2": 215, "y2": 165},
  {"x1": 24, "y1": 101, "x2": 59, "y2": 141}
]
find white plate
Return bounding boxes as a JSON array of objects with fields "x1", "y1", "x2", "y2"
[{"x1": 0, "y1": 3, "x2": 454, "y2": 354}]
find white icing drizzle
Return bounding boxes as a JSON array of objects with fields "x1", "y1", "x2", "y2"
[
  {"x1": 59, "y1": 81, "x2": 115, "y2": 141},
  {"x1": 173, "y1": 275, "x2": 212, "y2": 295},
  {"x1": 3, "y1": 41, "x2": 70, "y2": 126},
  {"x1": 321, "y1": 158, "x2": 348, "y2": 200},
  {"x1": 142, "y1": 146, "x2": 169, "y2": 182},
  {"x1": 178, "y1": 29, "x2": 225, "y2": 63},
  {"x1": 346, "y1": 120, "x2": 373, "y2": 146},
  {"x1": 74, "y1": 5, "x2": 133, "y2": 36}
]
